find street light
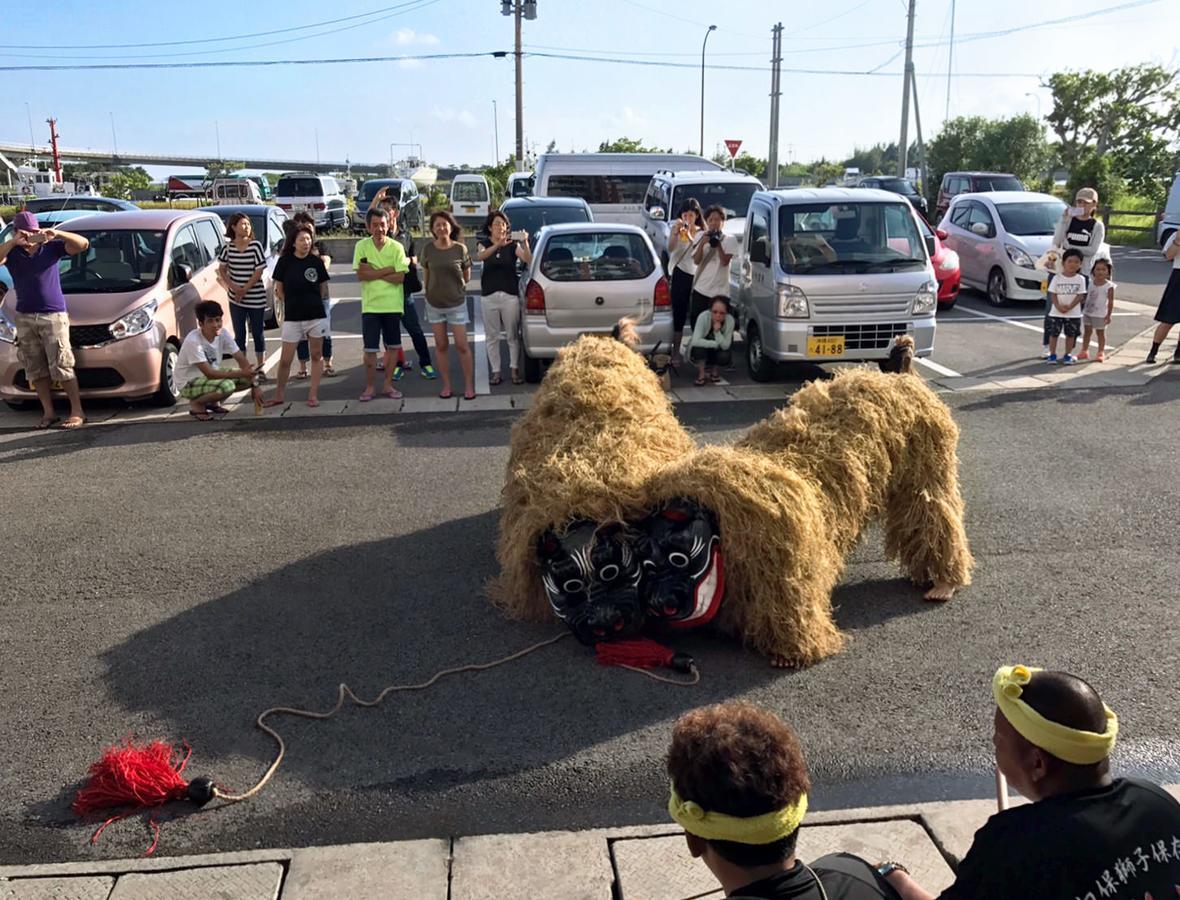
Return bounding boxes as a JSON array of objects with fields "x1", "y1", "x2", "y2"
[
  {"x1": 700, "y1": 24, "x2": 717, "y2": 158},
  {"x1": 1024, "y1": 92, "x2": 1043, "y2": 120}
]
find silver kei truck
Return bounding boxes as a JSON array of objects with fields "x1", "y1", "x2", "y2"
[{"x1": 729, "y1": 188, "x2": 939, "y2": 381}]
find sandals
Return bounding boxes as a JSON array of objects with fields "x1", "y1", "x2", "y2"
[
  {"x1": 439, "y1": 389, "x2": 453, "y2": 399},
  {"x1": 188, "y1": 410, "x2": 213, "y2": 422},
  {"x1": 511, "y1": 372, "x2": 524, "y2": 385},
  {"x1": 490, "y1": 373, "x2": 502, "y2": 386},
  {"x1": 295, "y1": 370, "x2": 309, "y2": 380},
  {"x1": 693, "y1": 376, "x2": 708, "y2": 386},
  {"x1": 36, "y1": 416, "x2": 60, "y2": 430},
  {"x1": 463, "y1": 391, "x2": 476, "y2": 401},
  {"x1": 382, "y1": 388, "x2": 403, "y2": 400},
  {"x1": 323, "y1": 365, "x2": 337, "y2": 377},
  {"x1": 307, "y1": 398, "x2": 320, "y2": 408},
  {"x1": 358, "y1": 392, "x2": 374, "y2": 402},
  {"x1": 206, "y1": 404, "x2": 230, "y2": 415},
  {"x1": 57, "y1": 415, "x2": 86, "y2": 429}
]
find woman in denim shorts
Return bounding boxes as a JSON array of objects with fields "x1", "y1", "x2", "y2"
[{"x1": 420, "y1": 211, "x2": 473, "y2": 400}]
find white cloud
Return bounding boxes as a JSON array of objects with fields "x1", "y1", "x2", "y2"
[
  {"x1": 431, "y1": 107, "x2": 478, "y2": 129},
  {"x1": 393, "y1": 28, "x2": 439, "y2": 46}
]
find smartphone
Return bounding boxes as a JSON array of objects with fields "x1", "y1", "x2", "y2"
[
  {"x1": 1068, "y1": 206, "x2": 1085, "y2": 217},
  {"x1": 510, "y1": 230, "x2": 527, "y2": 242}
]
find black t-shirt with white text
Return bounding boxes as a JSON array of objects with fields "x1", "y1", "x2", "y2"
[
  {"x1": 273, "y1": 253, "x2": 330, "y2": 321},
  {"x1": 1065, "y1": 216, "x2": 1099, "y2": 252},
  {"x1": 937, "y1": 778, "x2": 1180, "y2": 900}
]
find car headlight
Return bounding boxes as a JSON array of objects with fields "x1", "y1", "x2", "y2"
[
  {"x1": 1005, "y1": 244, "x2": 1035, "y2": 268},
  {"x1": 109, "y1": 299, "x2": 158, "y2": 341},
  {"x1": 938, "y1": 250, "x2": 959, "y2": 272},
  {"x1": 775, "y1": 285, "x2": 810, "y2": 318},
  {"x1": 0, "y1": 310, "x2": 16, "y2": 344},
  {"x1": 912, "y1": 280, "x2": 937, "y2": 315}
]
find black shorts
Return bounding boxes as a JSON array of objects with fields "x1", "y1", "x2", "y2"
[
  {"x1": 1046, "y1": 316, "x2": 1080, "y2": 338},
  {"x1": 362, "y1": 312, "x2": 401, "y2": 353}
]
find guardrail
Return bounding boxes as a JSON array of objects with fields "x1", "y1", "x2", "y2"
[{"x1": 1099, "y1": 205, "x2": 1160, "y2": 234}]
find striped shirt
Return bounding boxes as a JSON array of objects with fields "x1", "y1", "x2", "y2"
[{"x1": 218, "y1": 240, "x2": 268, "y2": 308}]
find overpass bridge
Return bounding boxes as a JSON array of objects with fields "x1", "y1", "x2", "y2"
[{"x1": 0, "y1": 141, "x2": 389, "y2": 175}]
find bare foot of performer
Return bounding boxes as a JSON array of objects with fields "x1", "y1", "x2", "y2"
[{"x1": 923, "y1": 581, "x2": 958, "y2": 602}]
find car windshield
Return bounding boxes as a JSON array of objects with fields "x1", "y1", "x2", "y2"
[
  {"x1": 996, "y1": 201, "x2": 1067, "y2": 236},
  {"x1": 509, "y1": 177, "x2": 533, "y2": 197},
  {"x1": 546, "y1": 174, "x2": 652, "y2": 205},
  {"x1": 57, "y1": 229, "x2": 167, "y2": 292},
  {"x1": 276, "y1": 177, "x2": 323, "y2": 197},
  {"x1": 778, "y1": 202, "x2": 927, "y2": 274},
  {"x1": 872, "y1": 178, "x2": 918, "y2": 195},
  {"x1": 453, "y1": 181, "x2": 489, "y2": 202},
  {"x1": 359, "y1": 181, "x2": 398, "y2": 201},
  {"x1": 505, "y1": 205, "x2": 590, "y2": 241},
  {"x1": 976, "y1": 176, "x2": 1023, "y2": 192},
  {"x1": 540, "y1": 232, "x2": 655, "y2": 281},
  {"x1": 671, "y1": 183, "x2": 759, "y2": 219}
]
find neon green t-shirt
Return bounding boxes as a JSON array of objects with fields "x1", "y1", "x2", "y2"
[{"x1": 353, "y1": 236, "x2": 409, "y2": 313}]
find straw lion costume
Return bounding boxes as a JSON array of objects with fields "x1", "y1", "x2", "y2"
[{"x1": 489, "y1": 333, "x2": 973, "y2": 667}]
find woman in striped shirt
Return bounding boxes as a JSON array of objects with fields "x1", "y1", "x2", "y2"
[{"x1": 218, "y1": 213, "x2": 269, "y2": 379}]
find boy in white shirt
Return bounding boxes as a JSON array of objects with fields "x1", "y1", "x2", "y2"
[
  {"x1": 1077, "y1": 258, "x2": 1116, "y2": 362},
  {"x1": 1046, "y1": 249, "x2": 1086, "y2": 365},
  {"x1": 174, "y1": 300, "x2": 260, "y2": 420}
]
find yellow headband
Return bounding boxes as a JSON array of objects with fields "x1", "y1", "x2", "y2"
[
  {"x1": 993, "y1": 665, "x2": 1118, "y2": 765},
  {"x1": 668, "y1": 785, "x2": 807, "y2": 845}
]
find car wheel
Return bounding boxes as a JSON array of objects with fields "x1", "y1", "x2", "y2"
[
  {"x1": 4, "y1": 399, "x2": 38, "y2": 411},
  {"x1": 271, "y1": 295, "x2": 285, "y2": 330},
  {"x1": 986, "y1": 268, "x2": 1009, "y2": 307},
  {"x1": 523, "y1": 352, "x2": 543, "y2": 384},
  {"x1": 938, "y1": 296, "x2": 957, "y2": 312},
  {"x1": 746, "y1": 324, "x2": 775, "y2": 382},
  {"x1": 151, "y1": 342, "x2": 180, "y2": 407},
  {"x1": 1161, "y1": 228, "x2": 1176, "y2": 251}
]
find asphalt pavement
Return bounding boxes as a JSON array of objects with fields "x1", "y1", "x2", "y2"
[{"x1": 1, "y1": 357, "x2": 1178, "y2": 863}]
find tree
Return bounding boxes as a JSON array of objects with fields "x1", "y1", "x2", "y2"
[
  {"x1": 1046, "y1": 64, "x2": 1180, "y2": 204},
  {"x1": 105, "y1": 166, "x2": 152, "y2": 200},
  {"x1": 205, "y1": 160, "x2": 245, "y2": 181},
  {"x1": 483, "y1": 154, "x2": 520, "y2": 204},
  {"x1": 260, "y1": 172, "x2": 282, "y2": 187},
  {"x1": 926, "y1": 114, "x2": 1051, "y2": 203},
  {"x1": 597, "y1": 137, "x2": 670, "y2": 153},
  {"x1": 544, "y1": 139, "x2": 558, "y2": 154}
]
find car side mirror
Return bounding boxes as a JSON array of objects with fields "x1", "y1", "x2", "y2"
[
  {"x1": 924, "y1": 235, "x2": 937, "y2": 257},
  {"x1": 935, "y1": 228, "x2": 948, "y2": 240},
  {"x1": 648, "y1": 207, "x2": 665, "y2": 220},
  {"x1": 970, "y1": 222, "x2": 990, "y2": 236},
  {"x1": 170, "y1": 262, "x2": 193, "y2": 287}
]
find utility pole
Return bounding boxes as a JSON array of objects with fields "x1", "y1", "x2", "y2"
[
  {"x1": 46, "y1": 118, "x2": 62, "y2": 184},
  {"x1": 109, "y1": 112, "x2": 119, "y2": 161},
  {"x1": 493, "y1": 99, "x2": 500, "y2": 164},
  {"x1": 699, "y1": 24, "x2": 717, "y2": 157},
  {"x1": 767, "y1": 23, "x2": 783, "y2": 188},
  {"x1": 897, "y1": 0, "x2": 917, "y2": 177},
  {"x1": 910, "y1": 73, "x2": 928, "y2": 197},
  {"x1": 945, "y1": 0, "x2": 955, "y2": 121},
  {"x1": 502, "y1": 1, "x2": 536, "y2": 169}
]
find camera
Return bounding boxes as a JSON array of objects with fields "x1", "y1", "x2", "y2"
[{"x1": 708, "y1": 231, "x2": 722, "y2": 247}]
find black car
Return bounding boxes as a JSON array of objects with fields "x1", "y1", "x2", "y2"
[
  {"x1": 858, "y1": 177, "x2": 929, "y2": 218},
  {"x1": 498, "y1": 196, "x2": 594, "y2": 249}
]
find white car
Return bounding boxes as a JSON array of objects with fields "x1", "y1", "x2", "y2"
[
  {"x1": 450, "y1": 174, "x2": 491, "y2": 229},
  {"x1": 274, "y1": 173, "x2": 347, "y2": 231},
  {"x1": 939, "y1": 191, "x2": 1109, "y2": 306},
  {"x1": 640, "y1": 169, "x2": 763, "y2": 268},
  {"x1": 518, "y1": 223, "x2": 672, "y2": 383}
]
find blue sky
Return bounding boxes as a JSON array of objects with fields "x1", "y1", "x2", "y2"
[{"x1": 3, "y1": 0, "x2": 1177, "y2": 179}]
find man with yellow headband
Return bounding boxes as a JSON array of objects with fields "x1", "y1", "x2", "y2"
[
  {"x1": 883, "y1": 666, "x2": 1180, "y2": 899},
  {"x1": 667, "y1": 703, "x2": 901, "y2": 899}
]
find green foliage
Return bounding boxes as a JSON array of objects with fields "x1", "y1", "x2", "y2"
[
  {"x1": 483, "y1": 155, "x2": 520, "y2": 205},
  {"x1": 1067, "y1": 151, "x2": 1125, "y2": 207},
  {"x1": 807, "y1": 159, "x2": 845, "y2": 186},
  {"x1": 105, "y1": 166, "x2": 152, "y2": 200},
  {"x1": 425, "y1": 188, "x2": 448, "y2": 214},
  {"x1": 260, "y1": 172, "x2": 281, "y2": 187},
  {"x1": 732, "y1": 153, "x2": 766, "y2": 179},
  {"x1": 926, "y1": 114, "x2": 1051, "y2": 203},
  {"x1": 597, "y1": 137, "x2": 671, "y2": 153},
  {"x1": 205, "y1": 160, "x2": 245, "y2": 181},
  {"x1": 1046, "y1": 64, "x2": 1180, "y2": 205}
]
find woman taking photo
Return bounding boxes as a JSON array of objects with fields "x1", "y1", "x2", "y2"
[
  {"x1": 420, "y1": 211, "x2": 474, "y2": 400},
  {"x1": 476, "y1": 210, "x2": 531, "y2": 386},
  {"x1": 666, "y1": 198, "x2": 703, "y2": 365},
  {"x1": 217, "y1": 213, "x2": 269, "y2": 379},
  {"x1": 263, "y1": 225, "x2": 330, "y2": 408}
]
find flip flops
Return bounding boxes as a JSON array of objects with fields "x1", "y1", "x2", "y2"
[
  {"x1": 36, "y1": 416, "x2": 60, "y2": 429},
  {"x1": 188, "y1": 410, "x2": 213, "y2": 422},
  {"x1": 57, "y1": 416, "x2": 86, "y2": 429}
]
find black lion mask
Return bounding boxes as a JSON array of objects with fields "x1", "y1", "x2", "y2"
[
  {"x1": 537, "y1": 522, "x2": 646, "y2": 645},
  {"x1": 636, "y1": 499, "x2": 724, "y2": 628}
]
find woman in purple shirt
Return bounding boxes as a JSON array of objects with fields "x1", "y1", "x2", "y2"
[{"x1": 0, "y1": 211, "x2": 90, "y2": 428}]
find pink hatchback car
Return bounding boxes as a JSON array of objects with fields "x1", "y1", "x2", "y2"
[{"x1": 0, "y1": 209, "x2": 231, "y2": 408}]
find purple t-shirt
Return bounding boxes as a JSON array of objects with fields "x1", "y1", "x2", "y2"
[{"x1": 7, "y1": 239, "x2": 68, "y2": 314}]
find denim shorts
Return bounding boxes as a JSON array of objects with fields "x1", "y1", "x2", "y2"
[
  {"x1": 362, "y1": 312, "x2": 402, "y2": 353},
  {"x1": 425, "y1": 302, "x2": 469, "y2": 327}
]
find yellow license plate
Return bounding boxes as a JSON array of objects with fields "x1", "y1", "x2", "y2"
[
  {"x1": 464, "y1": 206, "x2": 477, "y2": 212},
  {"x1": 807, "y1": 336, "x2": 845, "y2": 357},
  {"x1": 1040, "y1": 280, "x2": 1048, "y2": 291}
]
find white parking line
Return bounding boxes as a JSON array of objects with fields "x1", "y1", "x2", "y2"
[
  {"x1": 914, "y1": 357, "x2": 962, "y2": 378},
  {"x1": 953, "y1": 306, "x2": 1044, "y2": 333},
  {"x1": 472, "y1": 295, "x2": 489, "y2": 396},
  {"x1": 940, "y1": 312, "x2": 1139, "y2": 323}
]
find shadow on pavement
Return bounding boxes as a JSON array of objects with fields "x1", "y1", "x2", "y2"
[{"x1": 957, "y1": 374, "x2": 1179, "y2": 413}]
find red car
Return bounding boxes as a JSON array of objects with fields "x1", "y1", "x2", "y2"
[{"x1": 920, "y1": 218, "x2": 961, "y2": 309}]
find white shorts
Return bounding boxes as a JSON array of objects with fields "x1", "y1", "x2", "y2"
[{"x1": 281, "y1": 318, "x2": 329, "y2": 343}]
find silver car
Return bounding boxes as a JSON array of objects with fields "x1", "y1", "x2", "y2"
[{"x1": 518, "y1": 223, "x2": 673, "y2": 382}]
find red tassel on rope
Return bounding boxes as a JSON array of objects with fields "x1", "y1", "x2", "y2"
[
  {"x1": 72, "y1": 739, "x2": 216, "y2": 855},
  {"x1": 595, "y1": 637, "x2": 675, "y2": 669}
]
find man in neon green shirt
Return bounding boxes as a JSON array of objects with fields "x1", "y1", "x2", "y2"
[{"x1": 353, "y1": 208, "x2": 409, "y2": 400}]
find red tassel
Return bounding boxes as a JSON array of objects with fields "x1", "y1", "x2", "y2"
[{"x1": 595, "y1": 637, "x2": 675, "y2": 669}]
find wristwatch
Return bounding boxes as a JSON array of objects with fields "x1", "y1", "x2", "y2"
[{"x1": 876, "y1": 860, "x2": 909, "y2": 878}]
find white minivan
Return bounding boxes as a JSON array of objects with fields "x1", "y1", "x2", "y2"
[
  {"x1": 534, "y1": 153, "x2": 723, "y2": 227},
  {"x1": 450, "y1": 174, "x2": 491, "y2": 229}
]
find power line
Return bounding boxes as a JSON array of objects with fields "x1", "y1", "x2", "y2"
[
  {"x1": 9, "y1": 0, "x2": 439, "y2": 51},
  {"x1": 0, "y1": 52, "x2": 496, "y2": 73},
  {"x1": 791, "y1": 0, "x2": 876, "y2": 36},
  {"x1": 914, "y1": 0, "x2": 1161, "y2": 48}
]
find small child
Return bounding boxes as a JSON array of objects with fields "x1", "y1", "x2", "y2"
[
  {"x1": 1046, "y1": 248, "x2": 1086, "y2": 364},
  {"x1": 1077, "y1": 258, "x2": 1116, "y2": 362}
]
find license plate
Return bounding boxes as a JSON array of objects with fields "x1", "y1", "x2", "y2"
[
  {"x1": 807, "y1": 336, "x2": 845, "y2": 357},
  {"x1": 1040, "y1": 280, "x2": 1048, "y2": 292},
  {"x1": 464, "y1": 206, "x2": 476, "y2": 213}
]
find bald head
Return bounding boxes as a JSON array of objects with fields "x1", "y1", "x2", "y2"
[{"x1": 1020, "y1": 670, "x2": 1107, "y2": 734}]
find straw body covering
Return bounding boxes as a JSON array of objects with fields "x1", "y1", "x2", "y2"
[
  {"x1": 993, "y1": 665, "x2": 1119, "y2": 765},
  {"x1": 669, "y1": 786, "x2": 808, "y2": 844}
]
